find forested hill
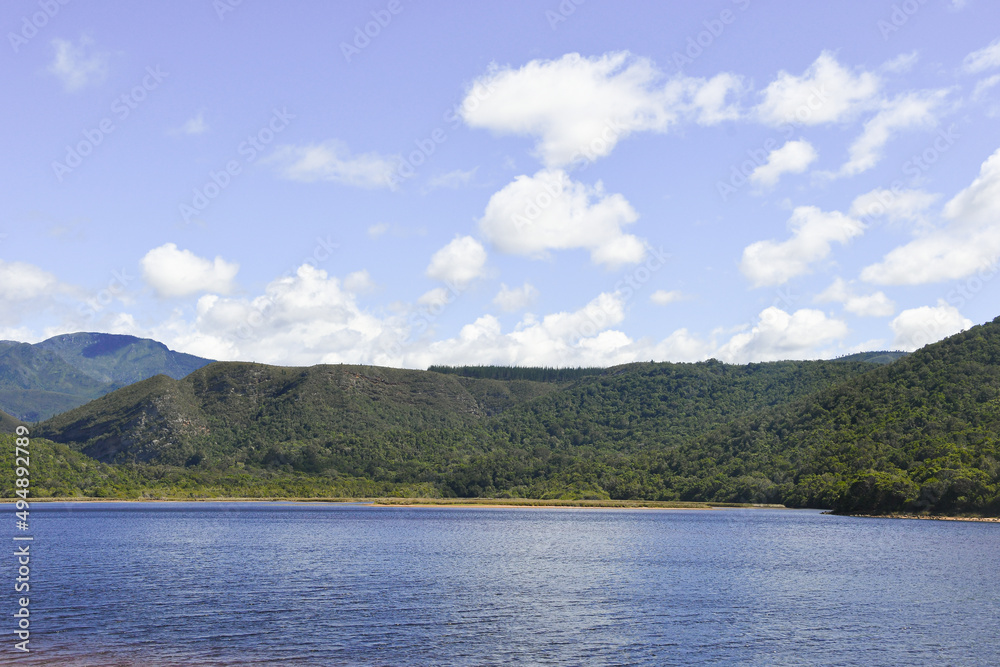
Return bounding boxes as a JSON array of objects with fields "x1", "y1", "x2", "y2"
[
  {"x1": 678, "y1": 317, "x2": 1000, "y2": 514},
  {"x1": 14, "y1": 321, "x2": 1000, "y2": 515},
  {"x1": 32, "y1": 357, "x2": 879, "y2": 495}
]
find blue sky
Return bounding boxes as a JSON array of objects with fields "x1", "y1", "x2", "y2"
[{"x1": 4, "y1": 0, "x2": 1000, "y2": 367}]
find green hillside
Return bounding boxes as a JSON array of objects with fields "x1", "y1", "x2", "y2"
[
  {"x1": 14, "y1": 319, "x2": 1000, "y2": 515},
  {"x1": 31, "y1": 357, "x2": 879, "y2": 500},
  {"x1": 0, "y1": 409, "x2": 25, "y2": 434},
  {"x1": 677, "y1": 318, "x2": 1000, "y2": 514}
]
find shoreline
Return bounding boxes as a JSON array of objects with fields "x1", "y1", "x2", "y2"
[
  {"x1": 845, "y1": 512, "x2": 1000, "y2": 523},
  {"x1": 6, "y1": 496, "x2": 786, "y2": 510}
]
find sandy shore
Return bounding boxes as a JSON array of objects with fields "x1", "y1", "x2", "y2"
[
  {"x1": 848, "y1": 513, "x2": 1000, "y2": 523},
  {"x1": 5, "y1": 496, "x2": 782, "y2": 510}
]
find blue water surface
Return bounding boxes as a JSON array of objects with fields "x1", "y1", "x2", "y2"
[{"x1": 2, "y1": 503, "x2": 999, "y2": 665}]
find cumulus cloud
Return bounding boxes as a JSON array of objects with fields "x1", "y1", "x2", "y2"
[
  {"x1": 460, "y1": 51, "x2": 743, "y2": 168},
  {"x1": 140, "y1": 243, "x2": 239, "y2": 298},
  {"x1": 493, "y1": 282, "x2": 538, "y2": 312},
  {"x1": 48, "y1": 37, "x2": 109, "y2": 92},
  {"x1": 749, "y1": 139, "x2": 818, "y2": 187},
  {"x1": 816, "y1": 278, "x2": 895, "y2": 317},
  {"x1": 963, "y1": 38, "x2": 1000, "y2": 74},
  {"x1": 479, "y1": 169, "x2": 645, "y2": 268},
  {"x1": 425, "y1": 236, "x2": 488, "y2": 286},
  {"x1": 891, "y1": 301, "x2": 972, "y2": 350},
  {"x1": 159, "y1": 264, "x2": 392, "y2": 365},
  {"x1": 269, "y1": 140, "x2": 399, "y2": 189},
  {"x1": 836, "y1": 90, "x2": 947, "y2": 177},
  {"x1": 755, "y1": 51, "x2": 880, "y2": 126},
  {"x1": 861, "y1": 147, "x2": 1000, "y2": 284},
  {"x1": 716, "y1": 307, "x2": 849, "y2": 363},
  {"x1": 740, "y1": 206, "x2": 864, "y2": 287},
  {"x1": 410, "y1": 291, "x2": 633, "y2": 368}
]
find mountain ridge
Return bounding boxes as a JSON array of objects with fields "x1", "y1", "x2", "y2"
[{"x1": 0, "y1": 333, "x2": 212, "y2": 421}]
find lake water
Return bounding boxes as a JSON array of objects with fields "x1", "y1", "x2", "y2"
[{"x1": 3, "y1": 503, "x2": 999, "y2": 666}]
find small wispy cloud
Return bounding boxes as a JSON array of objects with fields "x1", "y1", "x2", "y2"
[
  {"x1": 171, "y1": 111, "x2": 208, "y2": 136},
  {"x1": 426, "y1": 167, "x2": 478, "y2": 190},
  {"x1": 48, "y1": 36, "x2": 109, "y2": 92},
  {"x1": 268, "y1": 140, "x2": 400, "y2": 189}
]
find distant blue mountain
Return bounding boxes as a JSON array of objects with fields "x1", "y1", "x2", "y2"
[{"x1": 0, "y1": 333, "x2": 212, "y2": 422}]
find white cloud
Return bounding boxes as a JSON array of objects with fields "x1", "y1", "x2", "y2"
[
  {"x1": 269, "y1": 140, "x2": 399, "y2": 189},
  {"x1": 861, "y1": 147, "x2": 1000, "y2": 284},
  {"x1": 849, "y1": 187, "x2": 940, "y2": 226},
  {"x1": 173, "y1": 111, "x2": 208, "y2": 136},
  {"x1": 749, "y1": 139, "x2": 818, "y2": 187},
  {"x1": 816, "y1": 278, "x2": 895, "y2": 317},
  {"x1": 716, "y1": 307, "x2": 849, "y2": 363},
  {"x1": 0, "y1": 260, "x2": 62, "y2": 301},
  {"x1": 48, "y1": 37, "x2": 109, "y2": 92},
  {"x1": 141, "y1": 243, "x2": 239, "y2": 298},
  {"x1": 650, "y1": 289, "x2": 684, "y2": 306},
  {"x1": 755, "y1": 51, "x2": 880, "y2": 126},
  {"x1": 426, "y1": 168, "x2": 477, "y2": 189},
  {"x1": 158, "y1": 264, "x2": 393, "y2": 365},
  {"x1": 963, "y1": 38, "x2": 1000, "y2": 74},
  {"x1": 891, "y1": 301, "x2": 972, "y2": 350},
  {"x1": 479, "y1": 169, "x2": 645, "y2": 268},
  {"x1": 690, "y1": 72, "x2": 744, "y2": 125},
  {"x1": 740, "y1": 206, "x2": 864, "y2": 287},
  {"x1": 410, "y1": 291, "x2": 634, "y2": 368},
  {"x1": 425, "y1": 236, "x2": 488, "y2": 286},
  {"x1": 836, "y1": 90, "x2": 947, "y2": 177},
  {"x1": 493, "y1": 282, "x2": 538, "y2": 312},
  {"x1": 460, "y1": 51, "x2": 743, "y2": 167}
]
